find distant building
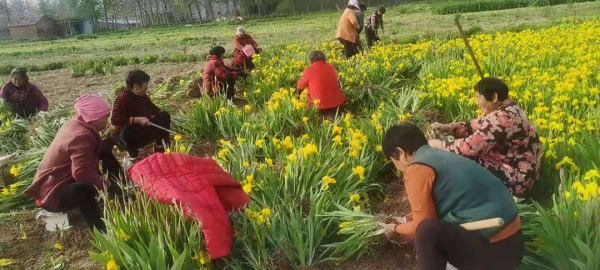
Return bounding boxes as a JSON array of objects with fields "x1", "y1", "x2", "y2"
[
  {"x1": 65, "y1": 18, "x2": 94, "y2": 35},
  {"x1": 8, "y1": 15, "x2": 65, "y2": 40},
  {"x1": 0, "y1": 28, "x2": 9, "y2": 38},
  {"x1": 0, "y1": 18, "x2": 9, "y2": 38}
]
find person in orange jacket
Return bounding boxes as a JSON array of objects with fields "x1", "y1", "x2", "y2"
[
  {"x1": 297, "y1": 51, "x2": 347, "y2": 119},
  {"x1": 336, "y1": 0, "x2": 361, "y2": 58},
  {"x1": 378, "y1": 123, "x2": 524, "y2": 270}
]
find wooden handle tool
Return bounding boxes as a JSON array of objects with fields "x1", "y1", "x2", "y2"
[
  {"x1": 454, "y1": 15, "x2": 485, "y2": 80},
  {"x1": 460, "y1": 217, "x2": 504, "y2": 231}
]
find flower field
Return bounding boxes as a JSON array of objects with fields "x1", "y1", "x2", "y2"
[{"x1": 1, "y1": 18, "x2": 599, "y2": 269}]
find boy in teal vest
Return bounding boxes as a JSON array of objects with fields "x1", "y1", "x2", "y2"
[{"x1": 378, "y1": 123, "x2": 523, "y2": 270}]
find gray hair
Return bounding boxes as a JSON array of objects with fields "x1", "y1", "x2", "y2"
[
  {"x1": 236, "y1": 26, "x2": 246, "y2": 35},
  {"x1": 309, "y1": 51, "x2": 326, "y2": 63}
]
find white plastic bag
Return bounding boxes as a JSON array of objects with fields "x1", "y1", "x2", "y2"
[{"x1": 36, "y1": 209, "x2": 70, "y2": 232}]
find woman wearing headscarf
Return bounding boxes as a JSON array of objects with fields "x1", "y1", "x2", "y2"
[
  {"x1": 0, "y1": 68, "x2": 48, "y2": 117},
  {"x1": 25, "y1": 94, "x2": 113, "y2": 232},
  {"x1": 336, "y1": 0, "x2": 361, "y2": 58},
  {"x1": 230, "y1": 44, "x2": 256, "y2": 75}
]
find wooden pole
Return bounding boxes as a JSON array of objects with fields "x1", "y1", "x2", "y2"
[{"x1": 454, "y1": 15, "x2": 484, "y2": 80}]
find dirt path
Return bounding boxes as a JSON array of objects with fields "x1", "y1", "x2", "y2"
[
  {"x1": 0, "y1": 210, "x2": 99, "y2": 269},
  {"x1": 1, "y1": 62, "x2": 203, "y2": 108}
]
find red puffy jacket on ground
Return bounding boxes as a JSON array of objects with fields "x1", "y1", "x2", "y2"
[{"x1": 128, "y1": 153, "x2": 250, "y2": 259}]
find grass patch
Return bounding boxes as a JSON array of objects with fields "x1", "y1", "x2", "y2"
[
  {"x1": 431, "y1": 0, "x2": 599, "y2": 15},
  {"x1": 1, "y1": 1, "x2": 600, "y2": 75}
]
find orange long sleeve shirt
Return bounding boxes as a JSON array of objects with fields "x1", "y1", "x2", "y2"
[{"x1": 394, "y1": 164, "x2": 521, "y2": 243}]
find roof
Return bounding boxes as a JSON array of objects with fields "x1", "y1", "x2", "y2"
[{"x1": 9, "y1": 15, "x2": 44, "y2": 27}]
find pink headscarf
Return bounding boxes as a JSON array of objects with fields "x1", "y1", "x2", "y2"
[
  {"x1": 75, "y1": 94, "x2": 111, "y2": 123},
  {"x1": 242, "y1": 44, "x2": 255, "y2": 57}
]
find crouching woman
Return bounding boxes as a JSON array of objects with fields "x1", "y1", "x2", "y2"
[
  {"x1": 378, "y1": 123, "x2": 524, "y2": 270},
  {"x1": 25, "y1": 95, "x2": 112, "y2": 232},
  {"x1": 296, "y1": 50, "x2": 347, "y2": 119}
]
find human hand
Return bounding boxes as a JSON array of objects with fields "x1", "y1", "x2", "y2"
[
  {"x1": 134, "y1": 117, "x2": 152, "y2": 126},
  {"x1": 377, "y1": 222, "x2": 398, "y2": 239},
  {"x1": 392, "y1": 216, "x2": 408, "y2": 224}
]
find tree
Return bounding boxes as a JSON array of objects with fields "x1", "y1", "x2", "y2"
[
  {"x1": 1, "y1": 0, "x2": 11, "y2": 23},
  {"x1": 102, "y1": 0, "x2": 109, "y2": 25}
]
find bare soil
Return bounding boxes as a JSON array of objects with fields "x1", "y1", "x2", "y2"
[
  {"x1": 0, "y1": 210, "x2": 99, "y2": 269},
  {"x1": 1, "y1": 62, "x2": 203, "y2": 108},
  {"x1": 0, "y1": 177, "x2": 415, "y2": 270}
]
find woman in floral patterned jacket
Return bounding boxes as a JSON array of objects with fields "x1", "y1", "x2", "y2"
[{"x1": 429, "y1": 77, "x2": 541, "y2": 198}]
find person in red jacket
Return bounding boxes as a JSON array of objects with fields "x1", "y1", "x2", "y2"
[
  {"x1": 233, "y1": 27, "x2": 261, "y2": 76},
  {"x1": 0, "y1": 68, "x2": 48, "y2": 117},
  {"x1": 25, "y1": 94, "x2": 112, "y2": 232},
  {"x1": 204, "y1": 46, "x2": 241, "y2": 106},
  {"x1": 111, "y1": 70, "x2": 171, "y2": 158},
  {"x1": 230, "y1": 44, "x2": 256, "y2": 75},
  {"x1": 234, "y1": 26, "x2": 261, "y2": 55},
  {"x1": 297, "y1": 50, "x2": 347, "y2": 119}
]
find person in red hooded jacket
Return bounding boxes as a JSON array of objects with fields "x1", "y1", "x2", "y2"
[
  {"x1": 204, "y1": 46, "x2": 241, "y2": 106},
  {"x1": 25, "y1": 95, "x2": 113, "y2": 232},
  {"x1": 233, "y1": 27, "x2": 261, "y2": 72},
  {"x1": 230, "y1": 44, "x2": 256, "y2": 75},
  {"x1": 297, "y1": 50, "x2": 347, "y2": 119},
  {"x1": 234, "y1": 26, "x2": 261, "y2": 55}
]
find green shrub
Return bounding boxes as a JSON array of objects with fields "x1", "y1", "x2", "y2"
[
  {"x1": 142, "y1": 55, "x2": 159, "y2": 64},
  {"x1": 522, "y1": 172, "x2": 600, "y2": 269},
  {"x1": 432, "y1": 0, "x2": 599, "y2": 14},
  {"x1": 91, "y1": 185, "x2": 206, "y2": 269},
  {"x1": 76, "y1": 34, "x2": 98, "y2": 40},
  {"x1": 68, "y1": 59, "x2": 92, "y2": 77},
  {"x1": 0, "y1": 63, "x2": 15, "y2": 75},
  {"x1": 176, "y1": 97, "x2": 227, "y2": 142},
  {"x1": 531, "y1": 0, "x2": 597, "y2": 5},
  {"x1": 432, "y1": 0, "x2": 531, "y2": 15}
]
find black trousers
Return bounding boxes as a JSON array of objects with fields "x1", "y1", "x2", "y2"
[
  {"x1": 339, "y1": 38, "x2": 359, "y2": 58},
  {"x1": 318, "y1": 106, "x2": 342, "y2": 120},
  {"x1": 366, "y1": 28, "x2": 380, "y2": 47},
  {"x1": 12, "y1": 102, "x2": 40, "y2": 118},
  {"x1": 99, "y1": 137, "x2": 123, "y2": 184},
  {"x1": 120, "y1": 111, "x2": 171, "y2": 154},
  {"x1": 415, "y1": 219, "x2": 524, "y2": 270},
  {"x1": 223, "y1": 79, "x2": 236, "y2": 101},
  {"x1": 52, "y1": 182, "x2": 106, "y2": 233}
]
